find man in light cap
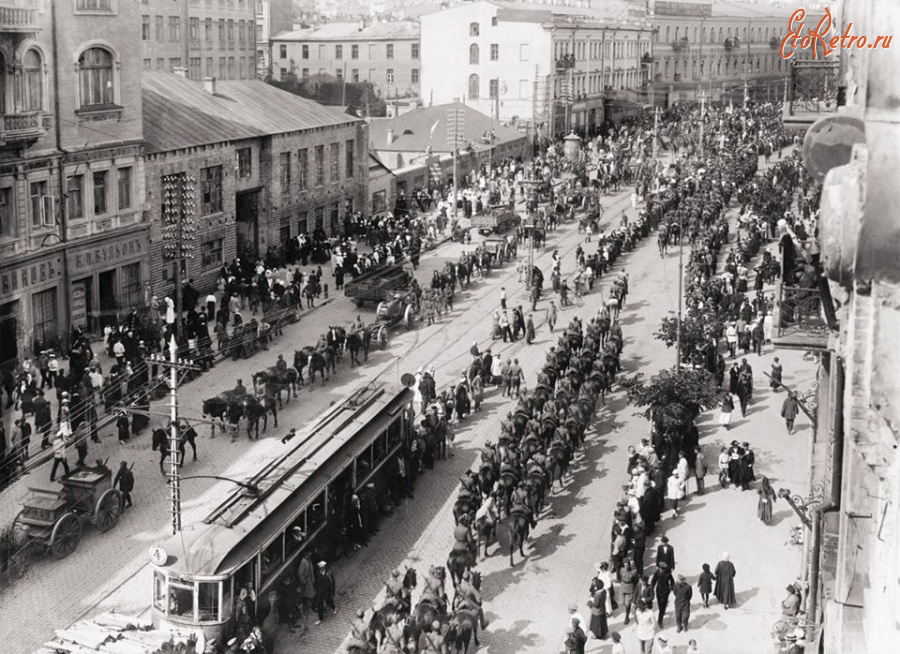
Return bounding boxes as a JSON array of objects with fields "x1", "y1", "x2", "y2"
[
  {"x1": 673, "y1": 573, "x2": 692, "y2": 632},
  {"x1": 224, "y1": 637, "x2": 240, "y2": 654},
  {"x1": 657, "y1": 635, "x2": 673, "y2": 654},
  {"x1": 567, "y1": 602, "x2": 587, "y2": 634},
  {"x1": 313, "y1": 559, "x2": 336, "y2": 624}
]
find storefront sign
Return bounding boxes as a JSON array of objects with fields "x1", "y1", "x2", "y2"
[
  {"x1": 70, "y1": 282, "x2": 88, "y2": 330},
  {"x1": 0, "y1": 257, "x2": 63, "y2": 302},
  {"x1": 69, "y1": 235, "x2": 147, "y2": 275}
]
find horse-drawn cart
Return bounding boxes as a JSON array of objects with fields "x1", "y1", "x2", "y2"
[
  {"x1": 472, "y1": 209, "x2": 521, "y2": 236},
  {"x1": 344, "y1": 266, "x2": 413, "y2": 307},
  {"x1": 14, "y1": 466, "x2": 123, "y2": 559},
  {"x1": 483, "y1": 236, "x2": 512, "y2": 264}
]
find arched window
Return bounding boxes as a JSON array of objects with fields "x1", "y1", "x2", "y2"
[
  {"x1": 701, "y1": 27, "x2": 706, "y2": 43},
  {"x1": 742, "y1": 27, "x2": 747, "y2": 41},
  {"x1": 469, "y1": 22, "x2": 479, "y2": 37},
  {"x1": 693, "y1": 27, "x2": 698, "y2": 42},
  {"x1": 692, "y1": 60, "x2": 697, "y2": 77},
  {"x1": 78, "y1": 47, "x2": 114, "y2": 106},
  {"x1": 719, "y1": 27, "x2": 723, "y2": 42},
  {"x1": 700, "y1": 59, "x2": 705, "y2": 76},
  {"x1": 0, "y1": 53, "x2": 6, "y2": 114},
  {"x1": 666, "y1": 26, "x2": 670, "y2": 42},
  {"x1": 725, "y1": 60, "x2": 730, "y2": 74},
  {"x1": 469, "y1": 43, "x2": 479, "y2": 65},
  {"x1": 23, "y1": 49, "x2": 43, "y2": 111},
  {"x1": 664, "y1": 60, "x2": 669, "y2": 78},
  {"x1": 468, "y1": 73, "x2": 479, "y2": 99},
  {"x1": 717, "y1": 60, "x2": 721, "y2": 75},
  {"x1": 674, "y1": 26, "x2": 679, "y2": 41}
]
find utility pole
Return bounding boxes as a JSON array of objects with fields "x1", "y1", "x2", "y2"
[
  {"x1": 149, "y1": 335, "x2": 200, "y2": 535},
  {"x1": 161, "y1": 174, "x2": 196, "y2": 340},
  {"x1": 447, "y1": 106, "x2": 464, "y2": 218},
  {"x1": 675, "y1": 209, "x2": 685, "y2": 372},
  {"x1": 341, "y1": 62, "x2": 347, "y2": 106},
  {"x1": 699, "y1": 88, "x2": 707, "y2": 156}
]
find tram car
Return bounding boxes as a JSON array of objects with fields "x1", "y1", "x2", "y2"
[{"x1": 148, "y1": 382, "x2": 414, "y2": 641}]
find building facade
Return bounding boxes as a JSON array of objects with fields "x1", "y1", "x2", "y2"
[
  {"x1": 140, "y1": 0, "x2": 257, "y2": 81},
  {"x1": 647, "y1": 0, "x2": 822, "y2": 106},
  {"x1": 142, "y1": 73, "x2": 368, "y2": 295},
  {"x1": 270, "y1": 21, "x2": 420, "y2": 99},
  {"x1": 255, "y1": 0, "x2": 294, "y2": 78},
  {"x1": 0, "y1": 0, "x2": 146, "y2": 367},
  {"x1": 419, "y1": 1, "x2": 652, "y2": 137}
]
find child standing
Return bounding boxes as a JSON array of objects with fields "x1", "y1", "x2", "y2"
[{"x1": 698, "y1": 563, "x2": 716, "y2": 608}]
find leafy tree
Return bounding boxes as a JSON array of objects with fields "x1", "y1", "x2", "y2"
[
  {"x1": 267, "y1": 75, "x2": 388, "y2": 117},
  {"x1": 624, "y1": 367, "x2": 721, "y2": 433},
  {"x1": 655, "y1": 311, "x2": 723, "y2": 364}
]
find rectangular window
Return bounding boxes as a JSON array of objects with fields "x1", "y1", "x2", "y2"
[
  {"x1": 351, "y1": 44, "x2": 359, "y2": 59},
  {"x1": 372, "y1": 190, "x2": 386, "y2": 214},
  {"x1": 280, "y1": 44, "x2": 287, "y2": 58},
  {"x1": 169, "y1": 58, "x2": 182, "y2": 72},
  {"x1": 206, "y1": 57, "x2": 213, "y2": 75},
  {"x1": 205, "y1": 18, "x2": 212, "y2": 42},
  {"x1": 32, "y1": 288, "x2": 58, "y2": 348},
  {"x1": 492, "y1": 16, "x2": 498, "y2": 26},
  {"x1": 155, "y1": 16, "x2": 164, "y2": 41},
  {"x1": 314, "y1": 145, "x2": 325, "y2": 187},
  {"x1": 168, "y1": 16, "x2": 181, "y2": 42},
  {"x1": 227, "y1": 19, "x2": 234, "y2": 43},
  {"x1": 189, "y1": 57, "x2": 201, "y2": 79},
  {"x1": 227, "y1": 57, "x2": 234, "y2": 78},
  {"x1": 238, "y1": 19, "x2": 245, "y2": 44},
  {"x1": 237, "y1": 147, "x2": 252, "y2": 178},
  {"x1": 279, "y1": 67, "x2": 286, "y2": 79},
  {"x1": 92, "y1": 170, "x2": 107, "y2": 215},
  {"x1": 0, "y1": 188, "x2": 12, "y2": 237},
  {"x1": 120, "y1": 262, "x2": 141, "y2": 314},
  {"x1": 386, "y1": 43, "x2": 394, "y2": 59},
  {"x1": 76, "y1": 0, "x2": 113, "y2": 9},
  {"x1": 65, "y1": 176, "x2": 83, "y2": 221},
  {"x1": 412, "y1": 68, "x2": 419, "y2": 83},
  {"x1": 336, "y1": 68, "x2": 343, "y2": 81},
  {"x1": 117, "y1": 167, "x2": 132, "y2": 210},
  {"x1": 298, "y1": 148, "x2": 308, "y2": 190},
  {"x1": 411, "y1": 43, "x2": 419, "y2": 59},
  {"x1": 218, "y1": 19, "x2": 225, "y2": 44},
  {"x1": 200, "y1": 165, "x2": 223, "y2": 214},
  {"x1": 351, "y1": 69, "x2": 359, "y2": 83},
  {"x1": 490, "y1": 44, "x2": 499, "y2": 60},
  {"x1": 369, "y1": 44, "x2": 377, "y2": 59},
  {"x1": 345, "y1": 139, "x2": 354, "y2": 179},
  {"x1": 318, "y1": 44, "x2": 326, "y2": 58},
  {"x1": 301, "y1": 68, "x2": 308, "y2": 80},
  {"x1": 386, "y1": 68, "x2": 394, "y2": 84},
  {"x1": 190, "y1": 17, "x2": 199, "y2": 42},
  {"x1": 330, "y1": 203, "x2": 339, "y2": 232},
  {"x1": 314, "y1": 206, "x2": 324, "y2": 230},
  {"x1": 302, "y1": 44, "x2": 309, "y2": 59},
  {"x1": 156, "y1": 58, "x2": 164, "y2": 71},
  {"x1": 297, "y1": 211, "x2": 307, "y2": 235},
  {"x1": 335, "y1": 44, "x2": 342, "y2": 59},
  {"x1": 329, "y1": 143, "x2": 340, "y2": 184},
  {"x1": 489, "y1": 78, "x2": 498, "y2": 99},
  {"x1": 142, "y1": 16, "x2": 150, "y2": 40},
  {"x1": 280, "y1": 151, "x2": 291, "y2": 194},
  {"x1": 143, "y1": 58, "x2": 151, "y2": 71},
  {"x1": 201, "y1": 238, "x2": 224, "y2": 268}
]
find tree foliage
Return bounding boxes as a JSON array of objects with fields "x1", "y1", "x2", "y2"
[
  {"x1": 268, "y1": 75, "x2": 388, "y2": 117},
  {"x1": 624, "y1": 367, "x2": 721, "y2": 432},
  {"x1": 655, "y1": 311, "x2": 723, "y2": 364}
]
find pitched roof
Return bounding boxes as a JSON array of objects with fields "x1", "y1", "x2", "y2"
[
  {"x1": 367, "y1": 102, "x2": 524, "y2": 154},
  {"x1": 273, "y1": 20, "x2": 419, "y2": 42},
  {"x1": 142, "y1": 73, "x2": 360, "y2": 153},
  {"x1": 489, "y1": 0, "x2": 650, "y2": 27}
]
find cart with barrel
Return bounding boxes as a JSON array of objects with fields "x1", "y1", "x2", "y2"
[
  {"x1": 14, "y1": 466, "x2": 123, "y2": 559},
  {"x1": 344, "y1": 266, "x2": 413, "y2": 307}
]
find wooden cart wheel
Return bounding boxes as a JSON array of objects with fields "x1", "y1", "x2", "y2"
[
  {"x1": 50, "y1": 513, "x2": 82, "y2": 559},
  {"x1": 377, "y1": 326, "x2": 388, "y2": 347},
  {"x1": 376, "y1": 302, "x2": 386, "y2": 318},
  {"x1": 354, "y1": 298, "x2": 366, "y2": 308},
  {"x1": 95, "y1": 488, "x2": 123, "y2": 532},
  {"x1": 404, "y1": 305, "x2": 413, "y2": 329},
  {"x1": 11, "y1": 509, "x2": 30, "y2": 550}
]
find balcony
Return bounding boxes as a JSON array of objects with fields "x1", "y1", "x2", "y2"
[
  {"x1": 724, "y1": 37, "x2": 739, "y2": 52},
  {"x1": 672, "y1": 37, "x2": 689, "y2": 52},
  {"x1": 555, "y1": 54, "x2": 576, "y2": 72},
  {"x1": 0, "y1": 110, "x2": 49, "y2": 147},
  {"x1": 772, "y1": 272, "x2": 838, "y2": 351},
  {"x1": 0, "y1": 3, "x2": 39, "y2": 33}
]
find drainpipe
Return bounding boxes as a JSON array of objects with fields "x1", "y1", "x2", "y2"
[
  {"x1": 806, "y1": 357, "x2": 845, "y2": 641},
  {"x1": 50, "y1": 0, "x2": 72, "y2": 348}
]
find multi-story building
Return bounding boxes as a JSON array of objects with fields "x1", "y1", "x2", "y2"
[
  {"x1": 140, "y1": 0, "x2": 257, "y2": 81},
  {"x1": 270, "y1": 20, "x2": 421, "y2": 100},
  {"x1": 142, "y1": 72, "x2": 368, "y2": 293},
  {"x1": 0, "y1": 0, "x2": 146, "y2": 366},
  {"x1": 255, "y1": 0, "x2": 294, "y2": 78},
  {"x1": 647, "y1": 0, "x2": 822, "y2": 106},
  {"x1": 419, "y1": 1, "x2": 653, "y2": 138},
  {"x1": 776, "y1": 1, "x2": 900, "y2": 651}
]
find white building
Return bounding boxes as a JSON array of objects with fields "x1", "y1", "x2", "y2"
[
  {"x1": 419, "y1": 0, "x2": 652, "y2": 136},
  {"x1": 256, "y1": 0, "x2": 295, "y2": 78}
]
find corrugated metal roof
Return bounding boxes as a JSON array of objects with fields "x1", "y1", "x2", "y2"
[
  {"x1": 142, "y1": 73, "x2": 360, "y2": 153},
  {"x1": 367, "y1": 102, "x2": 525, "y2": 154},
  {"x1": 273, "y1": 20, "x2": 419, "y2": 42}
]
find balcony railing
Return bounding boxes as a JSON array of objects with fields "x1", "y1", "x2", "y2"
[
  {"x1": 724, "y1": 37, "x2": 739, "y2": 51},
  {"x1": 672, "y1": 38, "x2": 689, "y2": 52},
  {"x1": 773, "y1": 279, "x2": 837, "y2": 350},
  {"x1": 555, "y1": 54, "x2": 576, "y2": 71},
  {"x1": 0, "y1": 110, "x2": 49, "y2": 145},
  {"x1": 0, "y1": 3, "x2": 39, "y2": 32},
  {"x1": 788, "y1": 60, "x2": 841, "y2": 116}
]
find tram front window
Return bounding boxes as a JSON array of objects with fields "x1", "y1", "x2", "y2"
[
  {"x1": 198, "y1": 582, "x2": 220, "y2": 622},
  {"x1": 168, "y1": 580, "x2": 195, "y2": 618},
  {"x1": 153, "y1": 572, "x2": 167, "y2": 612}
]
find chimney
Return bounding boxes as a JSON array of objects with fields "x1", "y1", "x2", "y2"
[
  {"x1": 203, "y1": 76, "x2": 217, "y2": 95},
  {"x1": 173, "y1": 67, "x2": 188, "y2": 78},
  {"x1": 387, "y1": 128, "x2": 394, "y2": 145}
]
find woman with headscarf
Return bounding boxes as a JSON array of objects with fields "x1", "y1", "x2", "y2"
[
  {"x1": 757, "y1": 476, "x2": 777, "y2": 524},
  {"x1": 714, "y1": 553, "x2": 737, "y2": 609},
  {"x1": 588, "y1": 578, "x2": 609, "y2": 640}
]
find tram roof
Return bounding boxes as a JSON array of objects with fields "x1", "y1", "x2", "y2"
[{"x1": 152, "y1": 382, "x2": 412, "y2": 578}]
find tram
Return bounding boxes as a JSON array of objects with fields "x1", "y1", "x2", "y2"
[{"x1": 149, "y1": 381, "x2": 415, "y2": 640}]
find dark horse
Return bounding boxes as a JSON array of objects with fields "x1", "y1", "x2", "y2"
[
  {"x1": 294, "y1": 346, "x2": 336, "y2": 386},
  {"x1": 346, "y1": 327, "x2": 372, "y2": 366},
  {"x1": 508, "y1": 506, "x2": 532, "y2": 566},
  {"x1": 369, "y1": 567, "x2": 417, "y2": 648},
  {"x1": 151, "y1": 428, "x2": 171, "y2": 475}
]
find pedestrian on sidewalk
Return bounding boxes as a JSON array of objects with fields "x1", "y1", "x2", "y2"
[
  {"x1": 114, "y1": 461, "x2": 135, "y2": 509},
  {"x1": 781, "y1": 391, "x2": 800, "y2": 434},
  {"x1": 697, "y1": 563, "x2": 715, "y2": 608},
  {"x1": 50, "y1": 430, "x2": 71, "y2": 482},
  {"x1": 656, "y1": 536, "x2": 675, "y2": 570},
  {"x1": 770, "y1": 357, "x2": 783, "y2": 390},
  {"x1": 500, "y1": 311, "x2": 512, "y2": 343},
  {"x1": 757, "y1": 476, "x2": 777, "y2": 524},
  {"x1": 666, "y1": 473, "x2": 685, "y2": 518},
  {"x1": 610, "y1": 632, "x2": 625, "y2": 654},
  {"x1": 510, "y1": 359, "x2": 524, "y2": 398},
  {"x1": 526, "y1": 313, "x2": 536, "y2": 344},
  {"x1": 713, "y1": 553, "x2": 737, "y2": 609},
  {"x1": 673, "y1": 574, "x2": 692, "y2": 632},
  {"x1": 500, "y1": 286, "x2": 507, "y2": 310},
  {"x1": 587, "y1": 579, "x2": 609, "y2": 639},
  {"x1": 567, "y1": 602, "x2": 588, "y2": 635},
  {"x1": 619, "y1": 558, "x2": 638, "y2": 624},
  {"x1": 693, "y1": 446, "x2": 708, "y2": 495},
  {"x1": 116, "y1": 411, "x2": 130, "y2": 445},
  {"x1": 313, "y1": 560, "x2": 336, "y2": 625},
  {"x1": 719, "y1": 392, "x2": 734, "y2": 430},
  {"x1": 725, "y1": 322, "x2": 738, "y2": 358},
  {"x1": 13, "y1": 418, "x2": 30, "y2": 468},
  {"x1": 717, "y1": 446, "x2": 730, "y2": 488},
  {"x1": 651, "y1": 562, "x2": 674, "y2": 627},
  {"x1": 548, "y1": 300, "x2": 558, "y2": 332},
  {"x1": 634, "y1": 600, "x2": 656, "y2": 654}
]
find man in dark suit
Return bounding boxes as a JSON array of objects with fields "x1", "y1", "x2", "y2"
[
  {"x1": 651, "y1": 561, "x2": 675, "y2": 627},
  {"x1": 656, "y1": 535, "x2": 676, "y2": 571},
  {"x1": 673, "y1": 574, "x2": 693, "y2": 632}
]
